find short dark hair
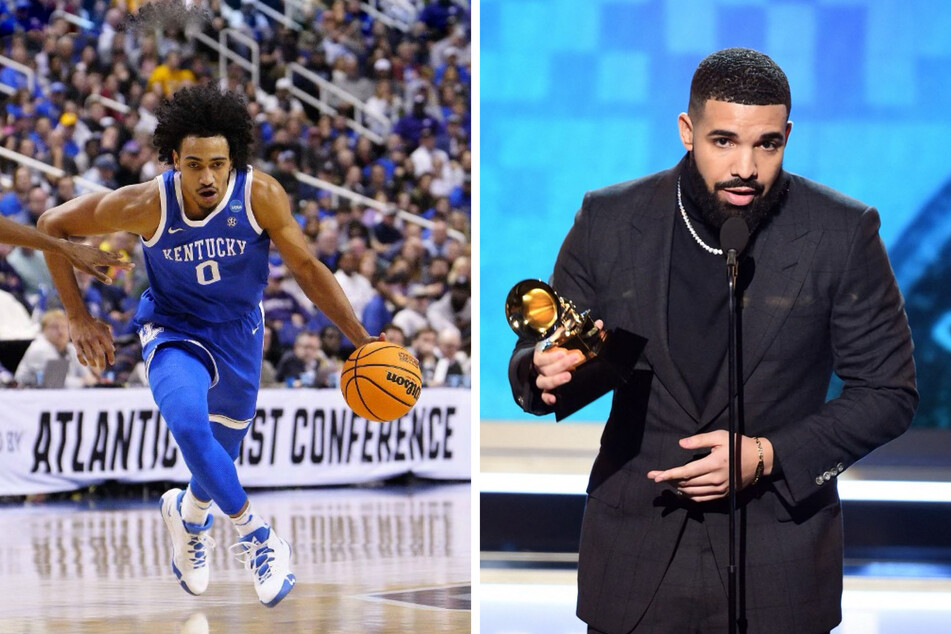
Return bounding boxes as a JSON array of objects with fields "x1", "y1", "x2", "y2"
[
  {"x1": 152, "y1": 83, "x2": 254, "y2": 169},
  {"x1": 688, "y1": 48, "x2": 790, "y2": 119}
]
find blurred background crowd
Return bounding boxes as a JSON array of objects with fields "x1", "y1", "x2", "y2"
[{"x1": 0, "y1": 0, "x2": 471, "y2": 391}]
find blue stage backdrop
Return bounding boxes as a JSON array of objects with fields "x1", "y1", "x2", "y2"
[{"x1": 481, "y1": 0, "x2": 951, "y2": 427}]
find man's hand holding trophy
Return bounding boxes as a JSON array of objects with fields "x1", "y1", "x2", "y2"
[{"x1": 505, "y1": 279, "x2": 646, "y2": 420}]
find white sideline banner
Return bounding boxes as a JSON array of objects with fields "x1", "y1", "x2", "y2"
[{"x1": 0, "y1": 387, "x2": 470, "y2": 496}]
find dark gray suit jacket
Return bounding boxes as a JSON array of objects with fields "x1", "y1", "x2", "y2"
[{"x1": 509, "y1": 165, "x2": 918, "y2": 633}]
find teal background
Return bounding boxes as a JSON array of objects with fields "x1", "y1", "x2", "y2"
[{"x1": 481, "y1": 0, "x2": 951, "y2": 426}]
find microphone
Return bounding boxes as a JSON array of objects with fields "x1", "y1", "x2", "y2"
[{"x1": 719, "y1": 216, "x2": 750, "y2": 258}]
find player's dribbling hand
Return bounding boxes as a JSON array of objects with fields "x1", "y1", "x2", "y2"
[
  {"x1": 68, "y1": 314, "x2": 116, "y2": 369},
  {"x1": 360, "y1": 333, "x2": 382, "y2": 346}
]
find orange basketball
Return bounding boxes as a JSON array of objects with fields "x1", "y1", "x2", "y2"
[{"x1": 341, "y1": 341, "x2": 423, "y2": 422}]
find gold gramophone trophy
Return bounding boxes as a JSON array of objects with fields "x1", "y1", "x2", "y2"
[
  {"x1": 505, "y1": 279, "x2": 646, "y2": 420},
  {"x1": 505, "y1": 279, "x2": 606, "y2": 358}
]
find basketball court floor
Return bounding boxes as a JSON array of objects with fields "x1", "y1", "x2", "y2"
[{"x1": 0, "y1": 483, "x2": 470, "y2": 633}]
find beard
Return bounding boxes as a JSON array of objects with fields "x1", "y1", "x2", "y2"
[{"x1": 683, "y1": 154, "x2": 789, "y2": 235}]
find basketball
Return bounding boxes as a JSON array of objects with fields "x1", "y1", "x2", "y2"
[{"x1": 341, "y1": 341, "x2": 423, "y2": 422}]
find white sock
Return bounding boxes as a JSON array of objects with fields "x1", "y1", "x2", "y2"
[
  {"x1": 230, "y1": 500, "x2": 268, "y2": 538},
  {"x1": 181, "y1": 486, "x2": 212, "y2": 527}
]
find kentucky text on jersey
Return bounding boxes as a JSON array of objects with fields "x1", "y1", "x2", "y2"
[
  {"x1": 138, "y1": 166, "x2": 270, "y2": 322},
  {"x1": 162, "y1": 237, "x2": 249, "y2": 262}
]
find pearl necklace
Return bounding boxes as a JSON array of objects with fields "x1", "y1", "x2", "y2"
[{"x1": 676, "y1": 177, "x2": 722, "y2": 255}]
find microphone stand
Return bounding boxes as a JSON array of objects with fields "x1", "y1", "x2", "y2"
[
  {"x1": 720, "y1": 215, "x2": 748, "y2": 634},
  {"x1": 726, "y1": 246, "x2": 739, "y2": 634}
]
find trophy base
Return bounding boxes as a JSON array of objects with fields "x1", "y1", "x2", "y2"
[{"x1": 553, "y1": 328, "x2": 647, "y2": 422}]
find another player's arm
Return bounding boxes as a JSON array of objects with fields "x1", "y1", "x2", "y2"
[
  {"x1": 0, "y1": 213, "x2": 129, "y2": 283},
  {"x1": 251, "y1": 172, "x2": 373, "y2": 346},
  {"x1": 37, "y1": 182, "x2": 160, "y2": 368}
]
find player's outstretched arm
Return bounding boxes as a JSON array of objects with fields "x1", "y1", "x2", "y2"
[
  {"x1": 251, "y1": 172, "x2": 374, "y2": 346},
  {"x1": 0, "y1": 214, "x2": 131, "y2": 284},
  {"x1": 37, "y1": 182, "x2": 159, "y2": 368}
]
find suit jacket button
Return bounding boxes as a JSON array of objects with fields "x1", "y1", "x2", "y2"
[
  {"x1": 836, "y1": 463, "x2": 845, "y2": 473},
  {"x1": 815, "y1": 476, "x2": 824, "y2": 485},
  {"x1": 517, "y1": 396, "x2": 524, "y2": 406}
]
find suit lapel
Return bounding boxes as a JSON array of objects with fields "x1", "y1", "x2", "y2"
[
  {"x1": 631, "y1": 169, "x2": 703, "y2": 422},
  {"x1": 699, "y1": 192, "x2": 823, "y2": 426}
]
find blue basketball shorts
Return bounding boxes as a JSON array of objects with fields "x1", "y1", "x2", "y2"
[{"x1": 134, "y1": 302, "x2": 265, "y2": 428}]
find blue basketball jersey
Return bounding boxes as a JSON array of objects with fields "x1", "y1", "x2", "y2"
[{"x1": 139, "y1": 167, "x2": 269, "y2": 323}]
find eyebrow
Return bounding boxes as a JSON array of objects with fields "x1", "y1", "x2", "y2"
[
  {"x1": 707, "y1": 129, "x2": 785, "y2": 143},
  {"x1": 183, "y1": 155, "x2": 229, "y2": 162}
]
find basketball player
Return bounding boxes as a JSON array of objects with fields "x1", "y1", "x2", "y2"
[
  {"x1": 38, "y1": 84, "x2": 373, "y2": 607},
  {"x1": 0, "y1": 213, "x2": 128, "y2": 283}
]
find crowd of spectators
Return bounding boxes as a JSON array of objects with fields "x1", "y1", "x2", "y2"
[{"x1": 0, "y1": 0, "x2": 471, "y2": 390}]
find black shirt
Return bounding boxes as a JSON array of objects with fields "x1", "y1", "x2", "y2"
[{"x1": 668, "y1": 161, "x2": 731, "y2": 414}]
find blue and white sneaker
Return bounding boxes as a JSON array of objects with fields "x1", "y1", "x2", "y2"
[
  {"x1": 160, "y1": 488, "x2": 215, "y2": 595},
  {"x1": 230, "y1": 526, "x2": 295, "y2": 607}
]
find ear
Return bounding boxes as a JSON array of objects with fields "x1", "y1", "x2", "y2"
[
  {"x1": 171, "y1": 149, "x2": 180, "y2": 171},
  {"x1": 678, "y1": 113, "x2": 694, "y2": 152},
  {"x1": 785, "y1": 120, "x2": 793, "y2": 142}
]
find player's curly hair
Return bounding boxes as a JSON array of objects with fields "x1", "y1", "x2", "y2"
[
  {"x1": 152, "y1": 83, "x2": 254, "y2": 169},
  {"x1": 688, "y1": 48, "x2": 791, "y2": 119}
]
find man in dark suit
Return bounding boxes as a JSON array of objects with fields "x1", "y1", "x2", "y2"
[{"x1": 508, "y1": 48, "x2": 918, "y2": 633}]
